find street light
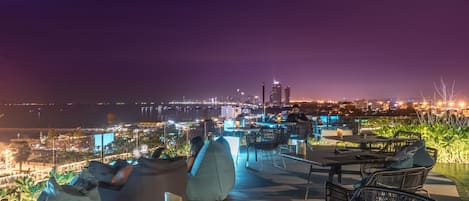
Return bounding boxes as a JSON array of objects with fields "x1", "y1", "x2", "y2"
[
  {"x1": 449, "y1": 102, "x2": 455, "y2": 107},
  {"x1": 459, "y1": 101, "x2": 466, "y2": 108},
  {"x1": 3, "y1": 149, "x2": 12, "y2": 169}
]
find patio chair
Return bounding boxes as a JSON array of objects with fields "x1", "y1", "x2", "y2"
[
  {"x1": 360, "y1": 140, "x2": 436, "y2": 178},
  {"x1": 325, "y1": 181, "x2": 353, "y2": 201},
  {"x1": 365, "y1": 131, "x2": 421, "y2": 153},
  {"x1": 362, "y1": 145, "x2": 437, "y2": 197},
  {"x1": 246, "y1": 127, "x2": 285, "y2": 170},
  {"x1": 278, "y1": 122, "x2": 313, "y2": 168},
  {"x1": 350, "y1": 186, "x2": 435, "y2": 201},
  {"x1": 325, "y1": 167, "x2": 429, "y2": 201}
]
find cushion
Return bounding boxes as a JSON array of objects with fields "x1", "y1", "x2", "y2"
[
  {"x1": 99, "y1": 157, "x2": 187, "y2": 201},
  {"x1": 389, "y1": 158, "x2": 414, "y2": 169},
  {"x1": 37, "y1": 176, "x2": 101, "y2": 201},
  {"x1": 70, "y1": 169, "x2": 99, "y2": 191},
  {"x1": 187, "y1": 141, "x2": 235, "y2": 201},
  {"x1": 413, "y1": 142, "x2": 435, "y2": 167},
  {"x1": 88, "y1": 161, "x2": 116, "y2": 184},
  {"x1": 215, "y1": 136, "x2": 232, "y2": 155},
  {"x1": 388, "y1": 141, "x2": 422, "y2": 169},
  {"x1": 188, "y1": 143, "x2": 210, "y2": 177}
]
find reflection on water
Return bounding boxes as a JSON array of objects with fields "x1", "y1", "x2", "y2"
[
  {"x1": 433, "y1": 163, "x2": 469, "y2": 200},
  {"x1": 0, "y1": 105, "x2": 221, "y2": 128},
  {"x1": 0, "y1": 104, "x2": 221, "y2": 141}
]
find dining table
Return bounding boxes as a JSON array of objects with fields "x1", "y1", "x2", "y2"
[
  {"x1": 280, "y1": 145, "x2": 390, "y2": 200},
  {"x1": 323, "y1": 133, "x2": 410, "y2": 149}
]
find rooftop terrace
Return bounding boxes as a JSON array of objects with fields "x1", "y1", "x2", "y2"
[{"x1": 228, "y1": 150, "x2": 461, "y2": 201}]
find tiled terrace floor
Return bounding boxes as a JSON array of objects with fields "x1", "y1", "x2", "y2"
[{"x1": 227, "y1": 150, "x2": 461, "y2": 201}]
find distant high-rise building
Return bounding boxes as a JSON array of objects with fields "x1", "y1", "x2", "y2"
[
  {"x1": 284, "y1": 86, "x2": 290, "y2": 106},
  {"x1": 270, "y1": 80, "x2": 282, "y2": 107},
  {"x1": 221, "y1": 106, "x2": 242, "y2": 119}
]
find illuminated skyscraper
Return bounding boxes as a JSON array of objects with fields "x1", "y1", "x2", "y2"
[
  {"x1": 284, "y1": 86, "x2": 290, "y2": 106},
  {"x1": 270, "y1": 80, "x2": 282, "y2": 107}
]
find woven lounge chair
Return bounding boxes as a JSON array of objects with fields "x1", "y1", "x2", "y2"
[
  {"x1": 350, "y1": 186, "x2": 435, "y2": 201},
  {"x1": 325, "y1": 167, "x2": 429, "y2": 201}
]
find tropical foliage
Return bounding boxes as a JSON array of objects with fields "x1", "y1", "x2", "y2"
[
  {"x1": 366, "y1": 118, "x2": 469, "y2": 163},
  {"x1": 14, "y1": 176, "x2": 44, "y2": 201},
  {"x1": 0, "y1": 170, "x2": 76, "y2": 201},
  {"x1": 9, "y1": 141, "x2": 32, "y2": 173}
]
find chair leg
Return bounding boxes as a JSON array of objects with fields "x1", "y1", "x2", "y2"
[
  {"x1": 273, "y1": 148, "x2": 287, "y2": 169},
  {"x1": 255, "y1": 148, "x2": 258, "y2": 162},
  {"x1": 245, "y1": 146, "x2": 250, "y2": 168},
  {"x1": 260, "y1": 150, "x2": 264, "y2": 171},
  {"x1": 282, "y1": 156, "x2": 287, "y2": 169},
  {"x1": 277, "y1": 149, "x2": 287, "y2": 169},
  {"x1": 305, "y1": 164, "x2": 313, "y2": 200},
  {"x1": 272, "y1": 150, "x2": 277, "y2": 166},
  {"x1": 418, "y1": 188, "x2": 431, "y2": 198}
]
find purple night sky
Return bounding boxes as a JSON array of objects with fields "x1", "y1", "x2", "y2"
[{"x1": 0, "y1": 1, "x2": 468, "y2": 102}]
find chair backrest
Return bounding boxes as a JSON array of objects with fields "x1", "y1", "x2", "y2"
[
  {"x1": 393, "y1": 131, "x2": 422, "y2": 140},
  {"x1": 287, "y1": 122, "x2": 312, "y2": 139},
  {"x1": 375, "y1": 131, "x2": 421, "y2": 153},
  {"x1": 350, "y1": 186, "x2": 435, "y2": 201},
  {"x1": 164, "y1": 192, "x2": 183, "y2": 201},
  {"x1": 365, "y1": 167, "x2": 427, "y2": 192},
  {"x1": 380, "y1": 139, "x2": 419, "y2": 154},
  {"x1": 325, "y1": 181, "x2": 352, "y2": 201},
  {"x1": 421, "y1": 147, "x2": 437, "y2": 179},
  {"x1": 250, "y1": 127, "x2": 281, "y2": 142}
]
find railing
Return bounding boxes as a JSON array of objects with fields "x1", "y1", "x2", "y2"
[{"x1": 0, "y1": 152, "x2": 132, "y2": 189}]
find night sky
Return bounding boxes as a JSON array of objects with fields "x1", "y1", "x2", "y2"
[{"x1": 1, "y1": 1, "x2": 469, "y2": 102}]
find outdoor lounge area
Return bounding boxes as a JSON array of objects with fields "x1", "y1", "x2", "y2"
[
  {"x1": 30, "y1": 126, "x2": 462, "y2": 201},
  {"x1": 228, "y1": 148, "x2": 461, "y2": 201}
]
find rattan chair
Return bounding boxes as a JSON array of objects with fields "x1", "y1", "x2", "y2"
[
  {"x1": 326, "y1": 167, "x2": 429, "y2": 201},
  {"x1": 325, "y1": 181, "x2": 353, "y2": 201},
  {"x1": 360, "y1": 135, "x2": 436, "y2": 176},
  {"x1": 350, "y1": 186, "x2": 435, "y2": 201}
]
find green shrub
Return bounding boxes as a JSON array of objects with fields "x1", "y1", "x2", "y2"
[{"x1": 373, "y1": 122, "x2": 469, "y2": 163}]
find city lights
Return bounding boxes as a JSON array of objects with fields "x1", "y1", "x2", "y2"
[
  {"x1": 3, "y1": 149, "x2": 12, "y2": 169},
  {"x1": 0, "y1": 1, "x2": 468, "y2": 200},
  {"x1": 459, "y1": 101, "x2": 466, "y2": 108},
  {"x1": 449, "y1": 102, "x2": 455, "y2": 107}
]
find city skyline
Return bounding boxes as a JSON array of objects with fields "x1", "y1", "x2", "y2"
[{"x1": 1, "y1": 1, "x2": 469, "y2": 102}]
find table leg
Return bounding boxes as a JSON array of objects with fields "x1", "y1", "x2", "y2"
[
  {"x1": 328, "y1": 166, "x2": 343, "y2": 183},
  {"x1": 328, "y1": 167, "x2": 334, "y2": 182},
  {"x1": 337, "y1": 166, "x2": 342, "y2": 183},
  {"x1": 255, "y1": 147, "x2": 258, "y2": 161},
  {"x1": 304, "y1": 164, "x2": 313, "y2": 200},
  {"x1": 360, "y1": 142, "x2": 367, "y2": 149}
]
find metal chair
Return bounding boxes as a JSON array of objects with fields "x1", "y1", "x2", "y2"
[
  {"x1": 361, "y1": 146, "x2": 437, "y2": 197},
  {"x1": 278, "y1": 122, "x2": 313, "y2": 169},
  {"x1": 350, "y1": 186, "x2": 435, "y2": 201},
  {"x1": 245, "y1": 128, "x2": 284, "y2": 170},
  {"x1": 325, "y1": 181, "x2": 353, "y2": 201},
  {"x1": 326, "y1": 167, "x2": 429, "y2": 201},
  {"x1": 360, "y1": 135, "x2": 433, "y2": 178}
]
